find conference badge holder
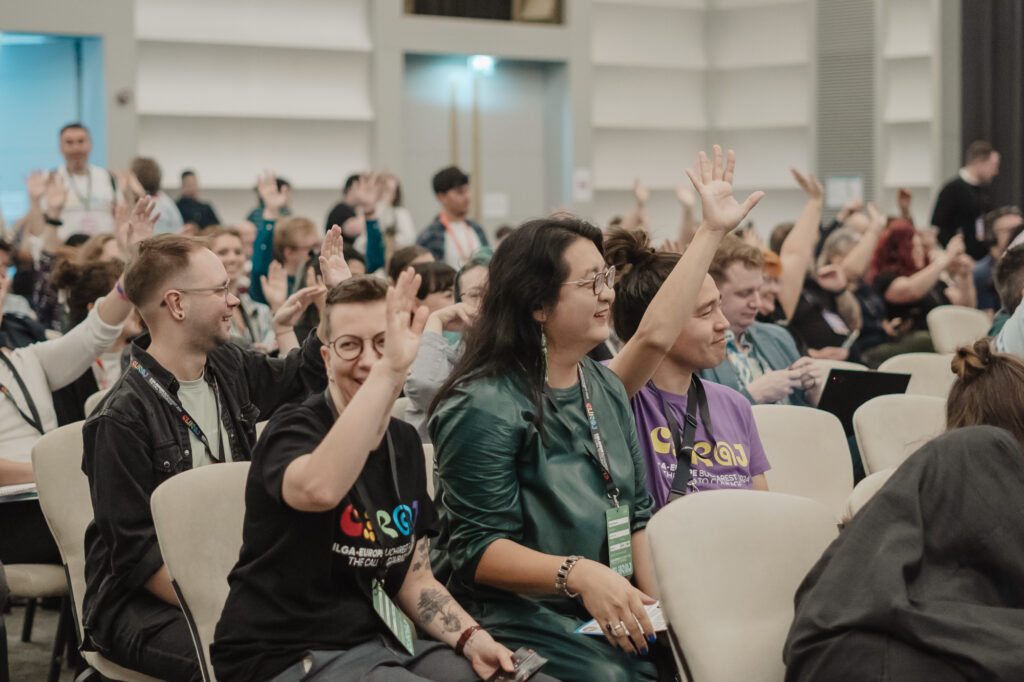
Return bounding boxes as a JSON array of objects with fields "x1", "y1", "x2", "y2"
[
  {"x1": 606, "y1": 504, "x2": 634, "y2": 577},
  {"x1": 372, "y1": 579, "x2": 416, "y2": 655}
]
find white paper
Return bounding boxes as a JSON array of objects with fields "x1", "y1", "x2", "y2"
[
  {"x1": 0, "y1": 482, "x2": 37, "y2": 497},
  {"x1": 575, "y1": 601, "x2": 667, "y2": 635},
  {"x1": 824, "y1": 176, "x2": 864, "y2": 209},
  {"x1": 482, "y1": 192, "x2": 510, "y2": 219},
  {"x1": 573, "y1": 167, "x2": 594, "y2": 203}
]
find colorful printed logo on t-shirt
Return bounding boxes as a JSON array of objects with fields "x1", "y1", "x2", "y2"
[{"x1": 332, "y1": 501, "x2": 420, "y2": 569}]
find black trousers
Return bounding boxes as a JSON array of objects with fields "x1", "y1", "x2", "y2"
[
  {"x1": 94, "y1": 592, "x2": 202, "y2": 682},
  {"x1": 0, "y1": 499, "x2": 60, "y2": 564}
]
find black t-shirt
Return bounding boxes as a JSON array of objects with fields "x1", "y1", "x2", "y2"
[
  {"x1": 787, "y1": 278, "x2": 850, "y2": 353},
  {"x1": 872, "y1": 270, "x2": 949, "y2": 331},
  {"x1": 211, "y1": 392, "x2": 437, "y2": 682},
  {"x1": 930, "y1": 176, "x2": 990, "y2": 260},
  {"x1": 176, "y1": 196, "x2": 220, "y2": 229}
]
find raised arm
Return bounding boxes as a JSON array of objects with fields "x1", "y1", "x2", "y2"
[
  {"x1": 280, "y1": 269, "x2": 427, "y2": 512},
  {"x1": 884, "y1": 235, "x2": 963, "y2": 305},
  {"x1": 838, "y1": 203, "x2": 885, "y2": 282},
  {"x1": 610, "y1": 146, "x2": 764, "y2": 397},
  {"x1": 620, "y1": 178, "x2": 649, "y2": 232},
  {"x1": 777, "y1": 169, "x2": 824, "y2": 320}
]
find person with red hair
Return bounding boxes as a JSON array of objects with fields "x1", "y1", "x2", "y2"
[{"x1": 868, "y1": 221, "x2": 976, "y2": 335}]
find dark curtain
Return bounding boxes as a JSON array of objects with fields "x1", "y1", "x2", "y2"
[
  {"x1": 412, "y1": 1, "x2": 511, "y2": 20},
  {"x1": 961, "y1": 1, "x2": 1024, "y2": 208}
]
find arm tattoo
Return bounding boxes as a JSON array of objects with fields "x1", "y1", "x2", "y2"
[
  {"x1": 417, "y1": 588, "x2": 462, "y2": 633},
  {"x1": 410, "y1": 538, "x2": 430, "y2": 573}
]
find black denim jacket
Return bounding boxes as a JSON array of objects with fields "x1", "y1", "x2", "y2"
[{"x1": 80, "y1": 330, "x2": 327, "y2": 649}]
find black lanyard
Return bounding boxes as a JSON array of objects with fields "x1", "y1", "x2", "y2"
[
  {"x1": 648, "y1": 376, "x2": 716, "y2": 499},
  {"x1": 325, "y1": 390, "x2": 403, "y2": 586},
  {"x1": 236, "y1": 301, "x2": 258, "y2": 344},
  {"x1": 0, "y1": 352, "x2": 44, "y2": 435},
  {"x1": 131, "y1": 359, "x2": 224, "y2": 463},
  {"x1": 575, "y1": 363, "x2": 621, "y2": 507}
]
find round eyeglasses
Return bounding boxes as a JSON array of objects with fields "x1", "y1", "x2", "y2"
[
  {"x1": 328, "y1": 332, "x2": 386, "y2": 361},
  {"x1": 563, "y1": 265, "x2": 616, "y2": 295}
]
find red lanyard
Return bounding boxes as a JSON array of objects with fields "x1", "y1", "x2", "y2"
[{"x1": 439, "y1": 214, "x2": 474, "y2": 263}]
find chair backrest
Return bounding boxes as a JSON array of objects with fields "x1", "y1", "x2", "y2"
[
  {"x1": 392, "y1": 396, "x2": 411, "y2": 421},
  {"x1": 84, "y1": 388, "x2": 110, "y2": 417},
  {"x1": 926, "y1": 305, "x2": 992, "y2": 354},
  {"x1": 31, "y1": 422, "x2": 90, "y2": 642},
  {"x1": 648, "y1": 490, "x2": 838, "y2": 682},
  {"x1": 422, "y1": 443, "x2": 435, "y2": 498},
  {"x1": 853, "y1": 393, "x2": 946, "y2": 474},
  {"x1": 151, "y1": 462, "x2": 250, "y2": 682},
  {"x1": 878, "y1": 352, "x2": 956, "y2": 397},
  {"x1": 751, "y1": 405, "x2": 853, "y2": 518},
  {"x1": 841, "y1": 468, "x2": 895, "y2": 521}
]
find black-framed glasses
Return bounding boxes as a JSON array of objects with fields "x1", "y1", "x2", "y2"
[
  {"x1": 563, "y1": 265, "x2": 616, "y2": 296},
  {"x1": 161, "y1": 279, "x2": 232, "y2": 306},
  {"x1": 328, "y1": 332, "x2": 386, "y2": 360}
]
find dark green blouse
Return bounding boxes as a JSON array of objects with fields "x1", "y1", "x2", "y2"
[{"x1": 429, "y1": 357, "x2": 655, "y2": 614}]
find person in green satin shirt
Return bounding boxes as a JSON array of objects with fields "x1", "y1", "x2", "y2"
[{"x1": 429, "y1": 148, "x2": 764, "y2": 682}]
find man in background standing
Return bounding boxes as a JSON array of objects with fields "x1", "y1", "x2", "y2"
[
  {"x1": 416, "y1": 166, "x2": 488, "y2": 269},
  {"x1": 52, "y1": 123, "x2": 116, "y2": 238},
  {"x1": 931, "y1": 140, "x2": 1001, "y2": 260}
]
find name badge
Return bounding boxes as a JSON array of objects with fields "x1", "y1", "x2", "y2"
[
  {"x1": 605, "y1": 504, "x2": 633, "y2": 578},
  {"x1": 372, "y1": 579, "x2": 416, "y2": 655}
]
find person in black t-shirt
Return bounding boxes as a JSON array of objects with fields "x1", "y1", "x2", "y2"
[
  {"x1": 868, "y1": 221, "x2": 976, "y2": 333},
  {"x1": 931, "y1": 140, "x2": 1000, "y2": 260},
  {"x1": 212, "y1": 272, "x2": 523, "y2": 682}
]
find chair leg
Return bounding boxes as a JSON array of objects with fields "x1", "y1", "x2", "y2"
[
  {"x1": 47, "y1": 597, "x2": 72, "y2": 682},
  {"x1": 21, "y1": 598, "x2": 36, "y2": 643},
  {"x1": 0, "y1": 601, "x2": 10, "y2": 682}
]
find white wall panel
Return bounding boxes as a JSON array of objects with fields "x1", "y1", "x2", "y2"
[
  {"x1": 716, "y1": 127, "x2": 811, "y2": 188},
  {"x1": 592, "y1": 3, "x2": 705, "y2": 68},
  {"x1": 593, "y1": 129, "x2": 706, "y2": 190},
  {"x1": 593, "y1": 66, "x2": 706, "y2": 129},
  {"x1": 708, "y1": 3, "x2": 809, "y2": 68},
  {"x1": 711, "y1": 65, "x2": 809, "y2": 129}
]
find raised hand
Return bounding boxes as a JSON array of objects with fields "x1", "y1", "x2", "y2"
[
  {"x1": 260, "y1": 260, "x2": 288, "y2": 312},
  {"x1": 836, "y1": 197, "x2": 863, "y2": 223},
  {"x1": 350, "y1": 172, "x2": 380, "y2": 214},
  {"x1": 633, "y1": 178, "x2": 649, "y2": 205},
  {"x1": 791, "y1": 168, "x2": 823, "y2": 200},
  {"x1": 946, "y1": 234, "x2": 966, "y2": 260},
  {"x1": 675, "y1": 183, "x2": 695, "y2": 209},
  {"x1": 381, "y1": 268, "x2": 429, "y2": 377},
  {"x1": 865, "y1": 202, "x2": 884, "y2": 231},
  {"x1": 114, "y1": 170, "x2": 145, "y2": 204},
  {"x1": 684, "y1": 145, "x2": 765, "y2": 234},
  {"x1": 272, "y1": 284, "x2": 327, "y2": 330},
  {"x1": 319, "y1": 224, "x2": 352, "y2": 288},
  {"x1": 45, "y1": 174, "x2": 68, "y2": 219},
  {"x1": 427, "y1": 301, "x2": 477, "y2": 335},
  {"x1": 660, "y1": 237, "x2": 684, "y2": 254},
  {"x1": 257, "y1": 172, "x2": 287, "y2": 219},
  {"x1": 815, "y1": 264, "x2": 848, "y2": 292},
  {"x1": 115, "y1": 196, "x2": 160, "y2": 259},
  {"x1": 897, "y1": 187, "x2": 913, "y2": 217},
  {"x1": 25, "y1": 170, "x2": 48, "y2": 203}
]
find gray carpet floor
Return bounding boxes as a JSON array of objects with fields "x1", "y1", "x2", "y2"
[{"x1": 4, "y1": 602, "x2": 77, "y2": 682}]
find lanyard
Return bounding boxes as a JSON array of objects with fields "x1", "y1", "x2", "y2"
[
  {"x1": 325, "y1": 390, "x2": 403, "y2": 585},
  {"x1": 439, "y1": 214, "x2": 473, "y2": 263},
  {"x1": 66, "y1": 167, "x2": 92, "y2": 210},
  {"x1": 576, "y1": 363, "x2": 621, "y2": 507},
  {"x1": 648, "y1": 377, "x2": 716, "y2": 499},
  {"x1": 0, "y1": 353, "x2": 44, "y2": 435},
  {"x1": 236, "y1": 302, "x2": 258, "y2": 344},
  {"x1": 130, "y1": 359, "x2": 224, "y2": 463}
]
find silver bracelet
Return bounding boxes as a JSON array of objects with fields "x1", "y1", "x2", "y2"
[{"x1": 555, "y1": 555, "x2": 582, "y2": 598}]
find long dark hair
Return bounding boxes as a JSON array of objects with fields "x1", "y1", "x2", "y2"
[{"x1": 430, "y1": 216, "x2": 604, "y2": 432}]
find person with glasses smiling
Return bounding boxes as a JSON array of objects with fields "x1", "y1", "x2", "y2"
[
  {"x1": 211, "y1": 271, "x2": 550, "y2": 682},
  {"x1": 81, "y1": 227, "x2": 350, "y2": 681}
]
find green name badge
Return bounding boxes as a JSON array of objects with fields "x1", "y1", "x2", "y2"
[
  {"x1": 605, "y1": 503, "x2": 633, "y2": 578},
  {"x1": 372, "y1": 580, "x2": 416, "y2": 655}
]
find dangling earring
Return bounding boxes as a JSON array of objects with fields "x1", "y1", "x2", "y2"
[{"x1": 541, "y1": 325, "x2": 549, "y2": 385}]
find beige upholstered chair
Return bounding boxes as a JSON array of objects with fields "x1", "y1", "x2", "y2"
[
  {"x1": 151, "y1": 462, "x2": 250, "y2": 682},
  {"x1": 841, "y1": 468, "x2": 896, "y2": 522},
  {"x1": 853, "y1": 394, "x2": 946, "y2": 475},
  {"x1": 751, "y1": 405, "x2": 854, "y2": 518},
  {"x1": 32, "y1": 422, "x2": 162, "y2": 681},
  {"x1": 83, "y1": 388, "x2": 110, "y2": 417},
  {"x1": 391, "y1": 395, "x2": 411, "y2": 421},
  {"x1": 926, "y1": 305, "x2": 992, "y2": 354},
  {"x1": 648, "y1": 490, "x2": 839, "y2": 682},
  {"x1": 878, "y1": 353, "x2": 956, "y2": 398}
]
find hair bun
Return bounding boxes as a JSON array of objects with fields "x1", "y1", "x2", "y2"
[
  {"x1": 603, "y1": 227, "x2": 656, "y2": 276},
  {"x1": 951, "y1": 338, "x2": 993, "y2": 383}
]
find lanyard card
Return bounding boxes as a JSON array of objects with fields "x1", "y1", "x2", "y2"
[
  {"x1": 605, "y1": 504, "x2": 633, "y2": 578},
  {"x1": 372, "y1": 580, "x2": 416, "y2": 655}
]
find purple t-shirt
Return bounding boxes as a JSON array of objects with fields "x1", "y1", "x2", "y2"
[{"x1": 630, "y1": 379, "x2": 771, "y2": 509}]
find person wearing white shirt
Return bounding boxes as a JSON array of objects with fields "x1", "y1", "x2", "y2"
[
  {"x1": 52, "y1": 123, "x2": 116, "y2": 239},
  {"x1": 131, "y1": 157, "x2": 185, "y2": 235}
]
